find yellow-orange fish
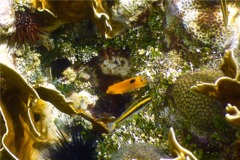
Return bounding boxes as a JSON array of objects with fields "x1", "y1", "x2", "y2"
[{"x1": 106, "y1": 75, "x2": 148, "y2": 94}]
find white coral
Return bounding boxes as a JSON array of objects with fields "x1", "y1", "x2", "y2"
[{"x1": 0, "y1": 0, "x2": 15, "y2": 35}]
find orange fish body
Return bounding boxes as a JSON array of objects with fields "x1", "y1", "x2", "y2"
[{"x1": 106, "y1": 75, "x2": 148, "y2": 94}]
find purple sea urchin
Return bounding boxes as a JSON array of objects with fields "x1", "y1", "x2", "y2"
[{"x1": 9, "y1": 10, "x2": 40, "y2": 45}]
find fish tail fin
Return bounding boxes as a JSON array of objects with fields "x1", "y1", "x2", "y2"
[{"x1": 107, "y1": 122, "x2": 116, "y2": 132}]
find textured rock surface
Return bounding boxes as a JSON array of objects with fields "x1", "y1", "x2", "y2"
[
  {"x1": 0, "y1": 0, "x2": 15, "y2": 35},
  {"x1": 111, "y1": 143, "x2": 168, "y2": 160}
]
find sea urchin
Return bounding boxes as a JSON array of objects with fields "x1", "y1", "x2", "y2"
[
  {"x1": 9, "y1": 10, "x2": 40, "y2": 45},
  {"x1": 46, "y1": 125, "x2": 98, "y2": 160}
]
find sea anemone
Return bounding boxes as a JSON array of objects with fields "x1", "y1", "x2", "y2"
[
  {"x1": 46, "y1": 125, "x2": 98, "y2": 160},
  {"x1": 9, "y1": 10, "x2": 40, "y2": 45}
]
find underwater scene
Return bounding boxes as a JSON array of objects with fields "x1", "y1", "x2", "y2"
[{"x1": 0, "y1": 0, "x2": 240, "y2": 159}]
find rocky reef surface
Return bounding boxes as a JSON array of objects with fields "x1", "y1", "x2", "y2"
[{"x1": 0, "y1": 0, "x2": 240, "y2": 159}]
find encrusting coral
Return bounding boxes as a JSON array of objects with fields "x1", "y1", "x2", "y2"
[{"x1": 164, "y1": 0, "x2": 240, "y2": 63}]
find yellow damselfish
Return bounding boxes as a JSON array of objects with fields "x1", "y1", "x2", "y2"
[{"x1": 106, "y1": 75, "x2": 148, "y2": 94}]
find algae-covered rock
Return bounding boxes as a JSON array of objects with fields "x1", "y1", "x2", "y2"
[
  {"x1": 109, "y1": 127, "x2": 198, "y2": 160},
  {"x1": 111, "y1": 143, "x2": 168, "y2": 160}
]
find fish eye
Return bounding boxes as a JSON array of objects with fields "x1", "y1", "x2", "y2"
[
  {"x1": 34, "y1": 113, "x2": 41, "y2": 122},
  {"x1": 130, "y1": 79, "x2": 135, "y2": 84}
]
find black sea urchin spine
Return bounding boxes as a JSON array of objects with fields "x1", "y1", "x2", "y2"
[{"x1": 46, "y1": 125, "x2": 99, "y2": 160}]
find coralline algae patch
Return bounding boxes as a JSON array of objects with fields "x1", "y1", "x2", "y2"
[{"x1": 100, "y1": 56, "x2": 130, "y2": 77}]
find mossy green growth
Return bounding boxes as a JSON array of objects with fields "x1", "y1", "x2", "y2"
[
  {"x1": 95, "y1": 41, "x2": 190, "y2": 158},
  {"x1": 40, "y1": 21, "x2": 99, "y2": 65},
  {"x1": 96, "y1": 105, "x2": 169, "y2": 159},
  {"x1": 96, "y1": 3, "x2": 165, "y2": 53},
  {"x1": 14, "y1": 45, "x2": 45, "y2": 84}
]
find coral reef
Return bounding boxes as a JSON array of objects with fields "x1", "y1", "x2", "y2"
[
  {"x1": 167, "y1": 69, "x2": 237, "y2": 158},
  {"x1": 164, "y1": 0, "x2": 240, "y2": 65},
  {"x1": 1, "y1": 0, "x2": 240, "y2": 159},
  {"x1": 100, "y1": 56, "x2": 130, "y2": 77},
  {"x1": 169, "y1": 70, "x2": 224, "y2": 133},
  {"x1": 191, "y1": 50, "x2": 240, "y2": 107}
]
